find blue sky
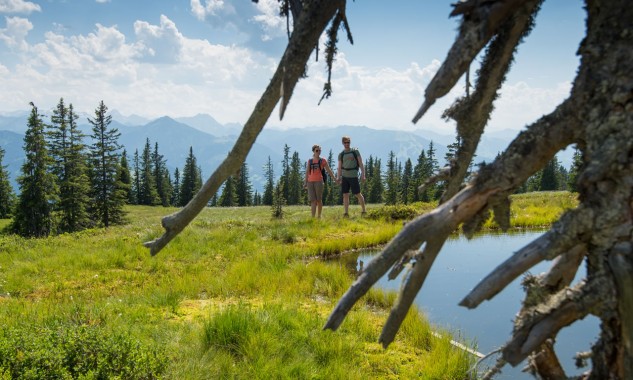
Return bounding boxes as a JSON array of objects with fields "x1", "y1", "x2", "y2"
[{"x1": 0, "y1": 0, "x2": 585, "y2": 134}]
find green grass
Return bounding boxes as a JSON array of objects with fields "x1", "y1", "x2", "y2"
[{"x1": 0, "y1": 192, "x2": 576, "y2": 379}]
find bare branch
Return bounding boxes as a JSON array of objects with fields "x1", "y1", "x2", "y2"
[
  {"x1": 379, "y1": 238, "x2": 446, "y2": 348},
  {"x1": 412, "y1": 0, "x2": 536, "y2": 123},
  {"x1": 503, "y1": 279, "x2": 601, "y2": 366},
  {"x1": 440, "y1": 0, "x2": 542, "y2": 202},
  {"x1": 459, "y1": 207, "x2": 593, "y2": 309},
  {"x1": 144, "y1": 0, "x2": 344, "y2": 256},
  {"x1": 326, "y1": 98, "x2": 579, "y2": 331}
]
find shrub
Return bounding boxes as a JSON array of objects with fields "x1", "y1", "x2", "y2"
[
  {"x1": 367, "y1": 204, "x2": 420, "y2": 221},
  {"x1": 0, "y1": 324, "x2": 166, "y2": 379}
]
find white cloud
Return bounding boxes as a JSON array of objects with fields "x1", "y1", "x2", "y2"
[
  {"x1": 95, "y1": 0, "x2": 110, "y2": 3},
  {"x1": 190, "y1": 0, "x2": 226, "y2": 21},
  {"x1": 134, "y1": 15, "x2": 184, "y2": 63},
  {"x1": 0, "y1": 0, "x2": 40, "y2": 14},
  {"x1": 0, "y1": 16, "x2": 32, "y2": 50},
  {"x1": 487, "y1": 81, "x2": 572, "y2": 131},
  {"x1": 251, "y1": 0, "x2": 285, "y2": 41},
  {"x1": 70, "y1": 24, "x2": 138, "y2": 62}
]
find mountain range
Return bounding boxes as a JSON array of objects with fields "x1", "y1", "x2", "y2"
[{"x1": 0, "y1": 111, "x2": 573, "y2": 193}]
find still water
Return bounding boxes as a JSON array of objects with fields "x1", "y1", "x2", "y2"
[{"x1": 353, "y1": 230, "x2": 599, "y2": 379}]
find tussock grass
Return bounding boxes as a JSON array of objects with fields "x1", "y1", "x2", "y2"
[
  {"x1": 0, "y1": 193, "x2": 570, "y2": 378},
  {"x1": 484, "y1": 191, "x2": 578, "y2": 229}
]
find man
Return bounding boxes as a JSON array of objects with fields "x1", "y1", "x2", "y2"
[{"x1": 337, "y1": 136, "x2": 366, "y2": 217}]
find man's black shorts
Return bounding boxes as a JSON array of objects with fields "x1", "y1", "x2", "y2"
[{"x1": 341, "y1": 176, "x2": 361, "y2": 195}]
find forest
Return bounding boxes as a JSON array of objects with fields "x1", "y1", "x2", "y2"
[{"x1": 0, "y1": 98, "x2": 582, "y2": 238}]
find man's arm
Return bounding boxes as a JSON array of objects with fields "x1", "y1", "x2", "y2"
[{"x1": 357, "y1": 153, "x2": 366, "y2": 182}]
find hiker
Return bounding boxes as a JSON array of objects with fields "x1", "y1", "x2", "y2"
[
  {"x1": 337, "y1": 136, "x2": 366, "y2": 217},
  {"x1": 304, "y1": 144, "x2": 337, "y2": 218}
]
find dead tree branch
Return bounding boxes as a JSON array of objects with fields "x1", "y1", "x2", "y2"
[
  {"x1": 459, "y1": 207, "x2": 593, "y2": 309},
  {"x1": 412, "y1": 0, "x2": 534, "y2": 123},
  {"x1": 144, "y1": 0, "x2": 344, "y2": 256},
  {"x1": 325, "y1": 97, "x2": 577, "y2": 334}
]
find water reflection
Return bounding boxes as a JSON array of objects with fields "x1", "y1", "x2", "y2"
[{"x1": 340, "y1": 230, "x2": 599, "y2": 380}]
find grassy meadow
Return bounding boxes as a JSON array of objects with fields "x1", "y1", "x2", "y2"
[{"x1": 0, "y1": 191, "x2": 577, "y2": 379}]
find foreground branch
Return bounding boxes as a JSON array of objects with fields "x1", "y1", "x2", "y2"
[
  {"x1": 459, "y1": 207, "x2": 593, "y2": 309},
  {"x1": 325, "y1": 99, "x2": 577, "y2": 332},
  {"x1": 144, "y1": 0, "x2": 343, "y2": 255}
]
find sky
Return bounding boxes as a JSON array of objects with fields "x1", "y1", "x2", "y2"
[{"x1": 0, "y1": 0, "x2": 586, "y2": 134}]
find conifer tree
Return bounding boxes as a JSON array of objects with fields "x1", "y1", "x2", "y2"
[
  {"x1": 271, "y1": 180, "x2": 285, "y2": 219},
  {"x1": 384, "y1": 151, "x2": 400, "y2": 205},
  {"x1": 118, "y1": 150, "x2": 133, "y2": 204},
  {"x1": 280, "y1": 144, "x2": 290, "y2": 202},
  {"x1": 152, "y1": 142, "x2": 172, "y2": 206},
  {"x1": 12, "y1": 103, "x2": 59, "y2": 237},
  {"x1": 567, "y1": 147, "x2": 582, "y2": 192},
  {"x1": 139, "y1": 138, "x2": 159, "y2": 205},
  {"x1": 262, "y1": 156, "x2": 274, "y2": 206},
  {"x1": 367, "y1": 158, "x2": 383, "y2": 204},
  {"x1": 401, "y1": 158, "x2": 412, "y2": 204},
  {"x1": 235, "y1": 162, "x2": 253, "y2": 206},
  {"x1": 179, "y1": 147, "x2": 201, "y2": 206},
  {"x1": 539, "y1": 156, "x2": 559, "y2": 191},
  {"x1": 425, "y1": 142, "x2": 439, "y2": 200},
  {"x1": 0, "y1": 147, "x2": 16, "y2": 218},
  {"x1": 287, "y1": 151, "x2": 302, "y2": 205},
  {"x1": 48, "y1": 98, "x2": 92, "y2": 232},
  {"x1": 219, "y1": 176, "x2": 237, "y2": 207},
  {"x1": 325, "y1": 150, "x2": 338, "y2": 206},
  {"x1": 410, "y1": 149, "x2": 427, "y2": 202},
  {"x1": 132, "y1": 149, "x2": 141, "y2": 205},
  {"x1": 252, "y1": 190, "x2": 261, "y2": 206},
  {"x1": 88, "y1": 100, "x2": 126, "y2": 227},
  {"x1": 171, "y1": 167, "x2": 180, "y2": 206}
]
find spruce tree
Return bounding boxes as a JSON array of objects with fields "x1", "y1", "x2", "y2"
[
  {"x1": 281, "y1": 144, "x2": 290, "y2": 202},
  {"x1": 118, "y1": 150, "x2": 133, "y2": 204},
  {"x1": 235, "y1": 162, "x2": 253, "y2": 206},
  {"x1": 219, "y1": 176, "x2": 237, "y2": 207},
  {"x1": 567, "y1": 147, "x2": 583, "y2": 192},
  {"x1": 49, "y1": 100, "x2": 92, "y2": 232},
  {"x1": 539, "y1": 157, "x2": 559, "y2": 191},
  {"x1": 152, "y1": 142, "x2": 172, "y2": 206},
  {"x1": 179, "y1": 147, "x2": 201, "y2": 206},
  {"x1": 171, "y1": 167, "x2": 180, "y2": 206},
  {"x1": 384, "y1": 151, "x2": 400, "y2": 205},
  {"x1": 139, "y1": 139, "x2": 159, "y2": 205},
  {"x1": 287, "y1": 151, "x2": 302, "y2": 205},
  {"x1": 401, "y1": 158, "x2": 412, "y2": 204},
  {"x1": 367, "y1": 158, "x2": 383, "y2": 204},
  {"x1": 12, "y1": 103, "x2": 59, "y2": 237},
  {"x1": 410, "y1": 149, "x2": 426, "y2": 202},
  {"x1": 132, "y1": 149, "x2": 141, "y2": 205},
  {"x1": 88, "y1": 100, "x2": 126, "y2": 227},
  {"x1": 425, "y1": 142, "x2": 440, "y2": 200},
  {"x1": 0, "y1": 147, "x2": 16, "y2": 218},
  {"x1": 325, "y1": 150, "x2": 337, "y2": 206},
  {"x1": 262, "y1": 156, "x2": 274, "y2": 206}
]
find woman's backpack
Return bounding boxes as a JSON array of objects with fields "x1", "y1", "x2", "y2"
[{"x1": 309, "y1": 158, "x2": 327, "y2": 183}]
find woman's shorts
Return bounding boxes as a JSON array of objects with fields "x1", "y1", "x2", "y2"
[{"x1": 307, "y1": 181, "x2": 324, "y2": 201}]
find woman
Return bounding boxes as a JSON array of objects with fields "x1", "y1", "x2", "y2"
[{"x1": 304, "y1": 144, "x2": 337, "y2": 218}]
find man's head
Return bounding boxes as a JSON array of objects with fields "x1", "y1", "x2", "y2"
[
  {"x1": 312, "y1": 144, "x2": 321, "y2": 153},
  {"x1": 341, "y1": 136, "x2": 351, "y2": 147}
]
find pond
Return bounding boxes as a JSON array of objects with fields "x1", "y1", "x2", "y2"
[{"x1": 350, "y1": 230, "x2": 599, "y2": 379}]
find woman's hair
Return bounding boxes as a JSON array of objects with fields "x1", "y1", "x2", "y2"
[{"x1": 312, "y1": 144, "x2": 321, "y2": 152}]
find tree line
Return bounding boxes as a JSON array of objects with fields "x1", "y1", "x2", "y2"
[{"x1": 0, "y1": 100, "x2": 582, "y2": 236}]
